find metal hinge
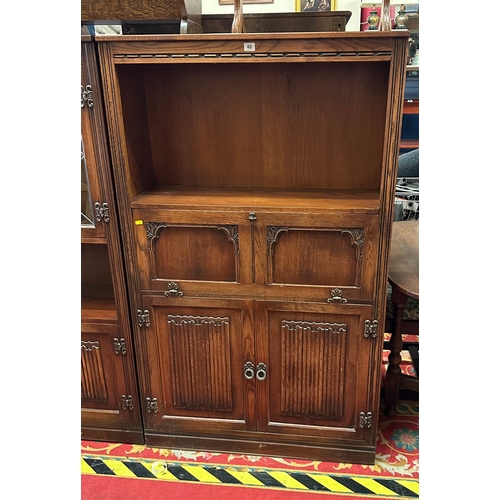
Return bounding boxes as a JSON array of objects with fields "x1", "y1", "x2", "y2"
[
  {"x1": 121, "y1": 395, "x2": 134, "y2": 411},
  {"x1": 94, "y1": 202, "x2": 110, "y2": 223},
  {"x1": 137, "y1": 309, "x2": 150, "y2": 328},
  {"x1": 364, "y1": 319, "x2": 379, "y2": 338},
  {"x1": 81, "y1": 84, "x2": 94, "y2": 108},
  {"x1": 359, "y1": 411, "x2": 372, "y2": 428},
  {"x1": 146, "y1": 397, "x2": 159, "y2": 414},
  {"x1": 113, "y1": 338, "x2": 127, "y2": 355}
]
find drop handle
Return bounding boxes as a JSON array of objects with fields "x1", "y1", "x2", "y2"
[
  {"x1": 248, "y1": 212, "x2": 257, "y2": 221},
  {"x1": 256, "y1": 362, "x2": 267, "y2": 381},
  {"x1": 244, "y1": 362, "x2": 255, "y2": 380}
]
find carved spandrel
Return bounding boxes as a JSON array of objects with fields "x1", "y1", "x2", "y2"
[
  {"x1": 217, "y1": 225, "x2": 240, "y2": 255},
  {"x1": 341, "y1": 228, "x2": 365, "y2": 259},
  {"x1": 146, "y1": 222, "x2": 167, "y2": 251},
  {"x1": 280, "y1": 319, "x2": 346, "y2": 420},
  {"x1": 267, "y1": 226, "x2": 289, "y2": 255},
  {"x1": 167, "y1": 314, "x2": 233, "y2": 412},
  {"x1": 81, "y1": 341, "x2": 108, "y2": 402}
]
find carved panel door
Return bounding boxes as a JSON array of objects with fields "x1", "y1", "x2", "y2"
[
  {"x1": 81, "y1": 42, "x2": 108, "y2": 241},
  {"x1": 132, "y1": 208, "x2": 253, "y2": 294},
  {"x1": 254, "y1": 301, "x2": 374, "y2": 442},
  {"x1": 254, "y1": 212, "x2": 380, "y2": 303},
  {"x1": 140, "y1": 295, "x2": 256, "y2": 436},
  {"x1": 81, "y1": 322, "x2": 136, "y2": 430}
]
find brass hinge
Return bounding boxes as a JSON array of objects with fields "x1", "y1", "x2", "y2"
[
  {"x1": 81, "y1": 84, "x2": 94, "y2": 108},
  {"x1": 364, "y1": 319, "x2": 378, "y2": 338},
  {"x1": 137, "y1": 309, "x2": 150, "y2": 328},
  {"x1": 121, "y1": 395, "x2": 134, "y2": 411},
  {"x1": 94, "y1": 202, "x2": 110, "y2": 223},
  {"x1": 113, "y1": 338, "x2": 127, "y2": 355},
  {"x1": 146, "y1": 397, "x2": 159, "y2": 414},
  {"x1": 359, "y1": 411, "x2": 372, "y2": 428}
]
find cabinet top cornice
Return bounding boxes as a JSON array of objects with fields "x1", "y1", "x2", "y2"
[{"x1": 93, "y1": 31, "x2": 409, "y2": 43}]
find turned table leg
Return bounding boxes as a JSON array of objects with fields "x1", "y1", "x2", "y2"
[{"x1": 384, "y1": 286, "x2": 407, "y2": 417}]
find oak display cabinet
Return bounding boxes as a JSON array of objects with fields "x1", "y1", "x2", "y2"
[
  {"x1": 96, "y1": 30, "x2": 408, "y2": 464},
  {"x1": 81, "y1": 38, "x2": 143, "y2": 443}
]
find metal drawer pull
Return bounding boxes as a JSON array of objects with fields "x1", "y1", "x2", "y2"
[
  {"x1": 248, "y1": 212, "x2": 257, "y2": 221},
  {"x1": 256, "y1": 362, "x2": 267, "y2": 381},
  {"x1": 244, "y1": 362, "x2": 255, "y2": 380}
]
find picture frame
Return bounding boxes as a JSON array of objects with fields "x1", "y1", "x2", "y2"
[{"x1": 295, "y1": 0, "x2": 337, "y2": 12}]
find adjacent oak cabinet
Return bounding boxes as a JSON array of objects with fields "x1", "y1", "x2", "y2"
[
  {"x1": 95, "y1": 30, "x2": 408, "y2": 464},
  {"x1": 81, "y1": 38, "x2": 143, "y2": 443}
]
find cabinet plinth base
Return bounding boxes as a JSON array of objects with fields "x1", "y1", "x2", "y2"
[
  {"x1": 144, "y1": 432, "x2": 376, "y2": 465},
  {"x1": 82, "y1": 427, "x2": 144, "y2": 445}
]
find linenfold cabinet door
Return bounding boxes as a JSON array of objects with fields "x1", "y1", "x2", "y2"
[
  {"x1": 254, "y1": 300, "x2": 373, "y2": 442},
  {"x1": 140, "y1": 295, "x2": 256, "y2": 436}
]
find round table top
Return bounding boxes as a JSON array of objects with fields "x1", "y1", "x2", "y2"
[{"x1": 388, "y1": 220, "x2": 419, "y2": 300}]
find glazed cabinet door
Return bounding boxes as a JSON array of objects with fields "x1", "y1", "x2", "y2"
[
  {"x1": 81, "y1": 321, "x2": 140, "y2": 431},
  {"x1": 81, "y1": 42, "x2": 108, "y2": 242},
  {"x1": 254, "y1": 301, "x2": 375, "y2": 443},
  {"x1": 138, "y1": 296, "x2": 256, "y2": 437}
]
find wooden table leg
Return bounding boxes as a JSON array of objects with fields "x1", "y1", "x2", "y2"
[{"x1": 384, "y1": 286, "x2": 407, "y2": 417}]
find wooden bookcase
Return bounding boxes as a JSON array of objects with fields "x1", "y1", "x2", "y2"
[
  {"x1": 96, "y1": 30, "x2": 408, "y2": 464},
  {"x1": 81, "y1": 38, "x2": 143, "y2": 443}
]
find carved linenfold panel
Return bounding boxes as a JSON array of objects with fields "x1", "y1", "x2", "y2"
[
  {"x1": 81, "y1": 341, "x2": 108, "y2": 402},
  {"x1": 280, "y1": 320, "x2": 346, "y2": 419},
  {"x1": 167, "y1": 314, "x2": 232, "y2": 412}
]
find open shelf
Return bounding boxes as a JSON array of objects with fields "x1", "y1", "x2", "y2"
[{"x1": 131, "y1": 186, "x2": 381, "y2": 213}]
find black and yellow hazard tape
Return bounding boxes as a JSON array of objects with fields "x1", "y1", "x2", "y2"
[{"x1": 81, "y1": 455, "x2": 419, "y2": 497}]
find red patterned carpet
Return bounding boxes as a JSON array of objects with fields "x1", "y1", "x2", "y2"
[{"x1": 82, "y1": 334, "x2": 418, "y2": 499}]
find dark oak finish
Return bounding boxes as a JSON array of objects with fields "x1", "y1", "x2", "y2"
[
  {"x1": 97, "y1": 31, "x2": 408, "y2": 463},
  {"x1": 81, "y1": 40, "x2": 143, "y2": 443},
  {"x1": 384, "y1": 221, "x2": 419, "y2": 417}
]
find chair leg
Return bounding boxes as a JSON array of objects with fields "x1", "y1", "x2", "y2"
[{"x1": 384, "y1": 286, "x2": 407, "y2": 417}]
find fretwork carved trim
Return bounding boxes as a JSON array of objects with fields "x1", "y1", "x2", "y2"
[
  {"x1": 167, "y1": 315, "x2": 230, "y2": 327},
  {"x1": 282, "y1": 320, "x2": 347, "y2": 335},
  {"x1": 114, "y1": 51, "x2": 392, "y2": 61}
]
